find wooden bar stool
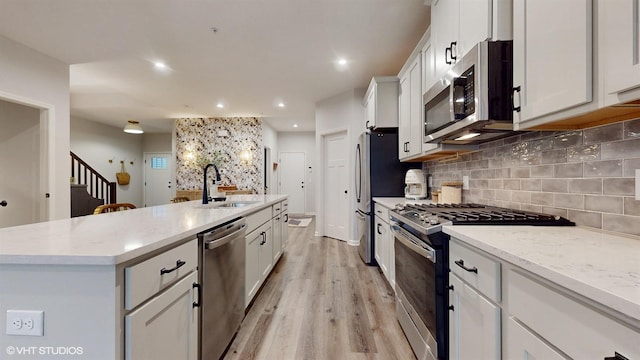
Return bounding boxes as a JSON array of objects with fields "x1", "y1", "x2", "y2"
[{"x1": 93, "y1": 203, "x2": 137, "y2": 214}]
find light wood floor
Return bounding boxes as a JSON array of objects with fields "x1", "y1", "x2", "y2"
[{"x1": 223, "y1": 218, "x2": 416, "y2": 360}]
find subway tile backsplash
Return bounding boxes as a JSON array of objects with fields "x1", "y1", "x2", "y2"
[{"x1": 424, "y1": 118, "x2": 640, "y2": 238}]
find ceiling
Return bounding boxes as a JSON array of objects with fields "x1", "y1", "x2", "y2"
[{"x1": 0, "y1": 0, "x2": 430, "y2": 133}]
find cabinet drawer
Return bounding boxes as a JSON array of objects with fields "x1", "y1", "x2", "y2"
[
  {"x1": 449, "y1": 240, "x2": 500, "y2": 302},
  {"x1": 281, "y1": 200, "x2": 288, "y2": 213},
  {"x1": 507, "y1": 270, "x2": 640, "y2": 360},
  {"x1": 374, "y1": 203, "x2": 390, "y2": 223},
  {"x1": 246, "y1": 207, "x2": 271, "y2": 234},
  {"x1": 125, "y1": 239, "x2": 197, "y2": 310},
  {"x1": 272, "y1": 202, "x2": 282, "y2": 217}
]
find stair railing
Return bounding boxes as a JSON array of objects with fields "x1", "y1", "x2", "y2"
[{"x1": 70, "y1": 151, "x2": 116, "y2": 204}]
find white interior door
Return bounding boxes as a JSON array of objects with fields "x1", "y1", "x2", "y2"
[
  {"x1": 0, "y1": 100, "x2": 42, "y2": 228},
  {"x1": 279, "y1": 152, "x2": 305, "y2": 214},
  {"x1": 324, "y1": 131, "x2": 348, "y2": 241},
  {"x1": 144, "y1": 152, "x2": 173, "y2": 207}
]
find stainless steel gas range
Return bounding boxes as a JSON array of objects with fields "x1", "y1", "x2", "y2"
[{"x1": 390, "y1": 203, "x2": 574, "y2": 360}]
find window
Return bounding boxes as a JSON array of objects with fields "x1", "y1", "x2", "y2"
[{"x1": 151, "y1": 157, "x2": 167, "y2": 169}]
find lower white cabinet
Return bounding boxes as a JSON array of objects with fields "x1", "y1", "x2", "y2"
[
  {"x1": 373, "y1": 203, "x2": 394, "y2": 288},
  {"x1": 273, "y1": 213, "x2": 282, "y2": 261},
  {"x1": 506, "y1": 317, "x2": 568, "y2": 360},
  {"x1": 245, "y1": 220, "x2": 272, "y2": 307},
  {"x1": 448, "y1": 273, "x2": 500, "y2": 360},
  {"x1": 125, "y1": 271, "x2": 198, "y2": 360}
]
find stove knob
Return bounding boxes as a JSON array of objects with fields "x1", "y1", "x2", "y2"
[{"x1": 429, "y1": 217, "x2": 440, "y2": 225}]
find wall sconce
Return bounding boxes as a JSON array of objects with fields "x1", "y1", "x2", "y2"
[{"x1": 239, "y1": 149, "x2": 252, "y2": 165}]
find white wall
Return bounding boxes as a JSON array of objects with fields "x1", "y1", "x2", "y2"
[
  {"x1": 70, "y1": 117, "x2": 144, "y2": 207},
  {"x1": 0, "y1": 35, "x2": 70, "y2": 220},
  {"x1": 142, "y1": 133, "x2": 172, "y2": 153},
  {"x1": 278, "y1": 132, "x2": 316, "y2": 214},
  {"x1": 315, "y1": 88, "x2": 366, "y2": 240}
]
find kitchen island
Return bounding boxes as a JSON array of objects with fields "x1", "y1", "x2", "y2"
[{"x1": 0, "y1": 194, "x2": 286, "y2": 360}]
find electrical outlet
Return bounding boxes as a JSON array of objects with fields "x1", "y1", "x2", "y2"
[
  {"x1": 6, "y1": 310, "x2": 44, "y2": 336},
  {"x1": 462, "y1": 175, "x2": 469, "y2": 190}
]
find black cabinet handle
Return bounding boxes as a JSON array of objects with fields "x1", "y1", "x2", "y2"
[
  {"x1": 449, "y1": 305, "x2": 455, "y2": 311},
  {"x1": 284, "y1": 214, "x2": 288, "y2": 223},
  {"x1": 448, "y1": 285, "x2": 454, "y2": 291},
  {"x1": 512, "y1": 86, "x2": 522, "y2": 112},
  {"x1": 377, "y1": 223, "x2": 383, "y2": 234},
  {"x1": 445, "y1": 46, "x2": 452, "y2": 65},
  {"x1": 0, "y1": 200, "x2": 7, "y2": 207},
  {"x1": 259, "y1": 232, "x2": 266, "y2": 245},
  {"x1": 160, "y1": 260, "x2": 186, "y2": 275},
  {"x1": 366, "y1": 120, "x2": 371, "y2": 129},
  {"x1": 454, "y1": 259, "x2": 478, "y2": 273},
  {"x1": 450, "y1": 41, "x2": 457, "y2": 61},
  {"x1": 192, "y1": 282, "x2": 201, "y2": 308},
  {"x1": 604, "y1": 352, "x2": 629, "y2": 360}
]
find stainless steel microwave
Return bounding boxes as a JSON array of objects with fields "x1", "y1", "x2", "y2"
[{"x1": 423, "y1": 40, "x2": 514, "y2": 145}]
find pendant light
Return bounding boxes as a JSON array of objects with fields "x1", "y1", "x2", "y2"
[{"x1": 123, "y1": 120, "x2": 144, "y2": 134}]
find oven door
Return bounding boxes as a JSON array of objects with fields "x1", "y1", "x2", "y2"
[{"x1": 392, "y1": 222, "x2": 439, "y2": 360}]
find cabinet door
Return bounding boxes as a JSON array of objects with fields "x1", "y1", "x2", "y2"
[
  {"x1": 281, "y1": 212, "x2": 289, "y2": 248},
  {"x1": 601, "y1": 0, "x2": 640, "y2": 95},
  {"x1": 374, "y1": 215, "x2": 388, "y2": 277},
  {"x1": 398, "y1": 74, "x2": 411, "y2": 159},
  {"x1": 272, "y1": 216, "x2": 282, "y2": 261},
  {"x1": 259, "y1": 224, "x2": 273, "y2": 280},
  {"x1": 431, "y1": 0, "x2": 458, "y2": 79},
  {"x1": 246, "y1": 228, "x2": 262, "y2": 306},
  {"x1": 125, "y1": 272, "x2": 198, "y2": 360},
  {"x1": 366, "y1": 87, "x2": 376, "y2": 129},
  {"x1": 449, "y1": 274, "x2": 500, "y2": 360},
  {"x1": 506, "y1": 317, "x2": 568, "y2": 360},
  {"x1": 409, "y1": 54, "x2": 423, "y2": 156},
  {"x1": 422, "y1": 37, "x2": 436, "y2": 94},
  {"x1": 387, "y1": 220, "x2": 395, "y2": 290},
  {"x1": 457, "y1": 0, "x2": 492, "y2": 56},
  {"x1": 513, "y1": 0, "x2": 592, "y2": 124}
]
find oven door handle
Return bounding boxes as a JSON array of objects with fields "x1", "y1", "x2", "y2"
[{"x1": 391, "y1": 223, "x2": 436, "y2": 263}]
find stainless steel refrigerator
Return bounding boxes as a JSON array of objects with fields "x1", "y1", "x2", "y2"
[{"x1": 355, "y1": 129, "x2": 419, "y2": 264}]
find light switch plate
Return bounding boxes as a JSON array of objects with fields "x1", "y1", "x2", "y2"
[
  {"x1": 636, "y1": 169, "x2": 640, "y2": 200},
  {"x1": 462, "y1": 175, "x2": 469, "y2": 190}
]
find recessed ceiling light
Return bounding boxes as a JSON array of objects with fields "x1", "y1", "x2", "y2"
[
  {"x1": 216, "y1": 103, "x2": 224, "y2": 108},
  {"x1": 154, "y1": 62, "x2": 167, "y2": 69},
  {"x1": 338, "y1": 58, "x2": 347, "y2": 65},
  {"x1": 277, "y1": 102, "x2": 285, "y2": 108},
  {"x1": 293, "y1": 124, "x2": 298, "y2": 128}
]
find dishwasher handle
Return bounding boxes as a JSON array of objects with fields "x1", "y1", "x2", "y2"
[{"x1": 204, "y1": 224, "x2": 246, "y2": 250}]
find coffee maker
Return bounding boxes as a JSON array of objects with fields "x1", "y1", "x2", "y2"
[{"x1": 404, "y1": 169, "x2": 428, "y2": 199}]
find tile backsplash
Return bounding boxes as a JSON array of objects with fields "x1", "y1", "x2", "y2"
[{"x1": 424, "y1": 118, "x2": 640, "y2": 237}]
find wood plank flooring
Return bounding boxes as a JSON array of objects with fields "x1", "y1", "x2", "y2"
[{"x1": 223, "y1": 218, "x2": 416, "y2": 360}]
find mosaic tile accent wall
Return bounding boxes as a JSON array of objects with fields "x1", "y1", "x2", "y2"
[
  {"x1": 424, "y1": 118, "x2": 640, "y2": 237},
  {"x1": 176, "y1": 118, "x2": 263, "y2": 194}
]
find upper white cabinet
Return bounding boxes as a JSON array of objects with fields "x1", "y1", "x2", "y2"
[
  {"x1": 431, "y1": 0, "x2": 510, "y2": 82},
  {"x1": 600, "y1": 0, "x2": 640, "y2": 97},
  {"x1": 398, "y1": 53, "x2": 424, "y2": 160},
  {"x1": 512, "y1": 0, "x2": 593, "y2": 127},
  {"x1": 363, "y1": 77, "x2": 399, "y2": 130}
]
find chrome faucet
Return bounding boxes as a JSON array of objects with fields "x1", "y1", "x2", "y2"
[{"x1": 202, "y1": 163, "x2": 221, "y2": 204}]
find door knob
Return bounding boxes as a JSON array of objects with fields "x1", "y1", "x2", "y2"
[
  {"x1": 344, "y1": 190, "x2": 347, "y2": 194},
  {"x1": 0, "y1": 200, "x2": 7, "y2": 207}
]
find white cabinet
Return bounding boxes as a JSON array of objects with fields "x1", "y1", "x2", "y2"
[
  {"x1": 512, "y1": 0, "x2": 593, "y2": 127},
  {"x1": 125, "y1": 271, "x2": 198, "y2": 360},
  {"x1": 431, "y1": 0, "x2": 506, "y2": 81},
  {"x1": 398, "y1": 49, "x2": 424, "y2": 160},
  {"x1": 272, "y1": 214, "x2": 282, "y2": 261},
  {"x1": 245, "y1": 219, "x2": 272, "y2": 307},
  {"x1": 373, "y1": 202, "x2": 395, "y2": 288},
  {"x1": 449, "y1": 240, "x2": 501, "y2": 360},
  {"x1": 281, "y1": 201, "x2": 289, "y2": 249},
  {"x1": 505, "y1": 317, "x2": 568, "y2": 360},
  {"x1": 421, "y1": 31, "x2": 437, "y2": 95},
  {"x1": 363, "y1": 76, "x2": 399, "y2": 130},
  {"x1": 600, "y1": 0, "x2": 640, "y2": 97}
]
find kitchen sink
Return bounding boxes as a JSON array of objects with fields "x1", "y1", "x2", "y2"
[{"x1": 193, "y1": 201, "x2": 258, "y2": 209}]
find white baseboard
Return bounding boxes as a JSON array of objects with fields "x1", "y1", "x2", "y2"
[{"x1": 347, "y1": 239, "x2": 359, "y2": 247}]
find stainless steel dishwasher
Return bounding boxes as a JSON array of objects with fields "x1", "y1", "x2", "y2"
[{"x1": 198, "y1": 217, "x2": 246, "y2": 360}]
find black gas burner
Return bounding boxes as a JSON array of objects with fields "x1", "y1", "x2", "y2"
[{"x1": 394, "y1": 203, "x2": 575, "y2": 227}]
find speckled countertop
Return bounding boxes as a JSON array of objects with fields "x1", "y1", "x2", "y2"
[
  {"x1": 443, "y1": 225, "x2": 640, "y2": 324},
  {"x1": 0, "y1": 195, "x2": 286, "y2": 266}
]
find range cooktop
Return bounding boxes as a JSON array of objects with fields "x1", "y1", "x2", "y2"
[{"x1": 392, "y1": 203, "x2": 575, "y2": 229}]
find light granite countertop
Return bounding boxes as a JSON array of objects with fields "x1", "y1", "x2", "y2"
[
  {"x1": 0, "y1": 194, "x2": 287, "y2": 266},
  {"x1": 443, "y1": 225, "x2": 640, "y2": 324},
  {"x1": 372, "y1": 197, "x2": 433, "y2": 210}
]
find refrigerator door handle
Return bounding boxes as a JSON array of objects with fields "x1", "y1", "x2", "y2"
[{"x1": 355, "y1": 143, "x2": 362, "y2": 203}]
